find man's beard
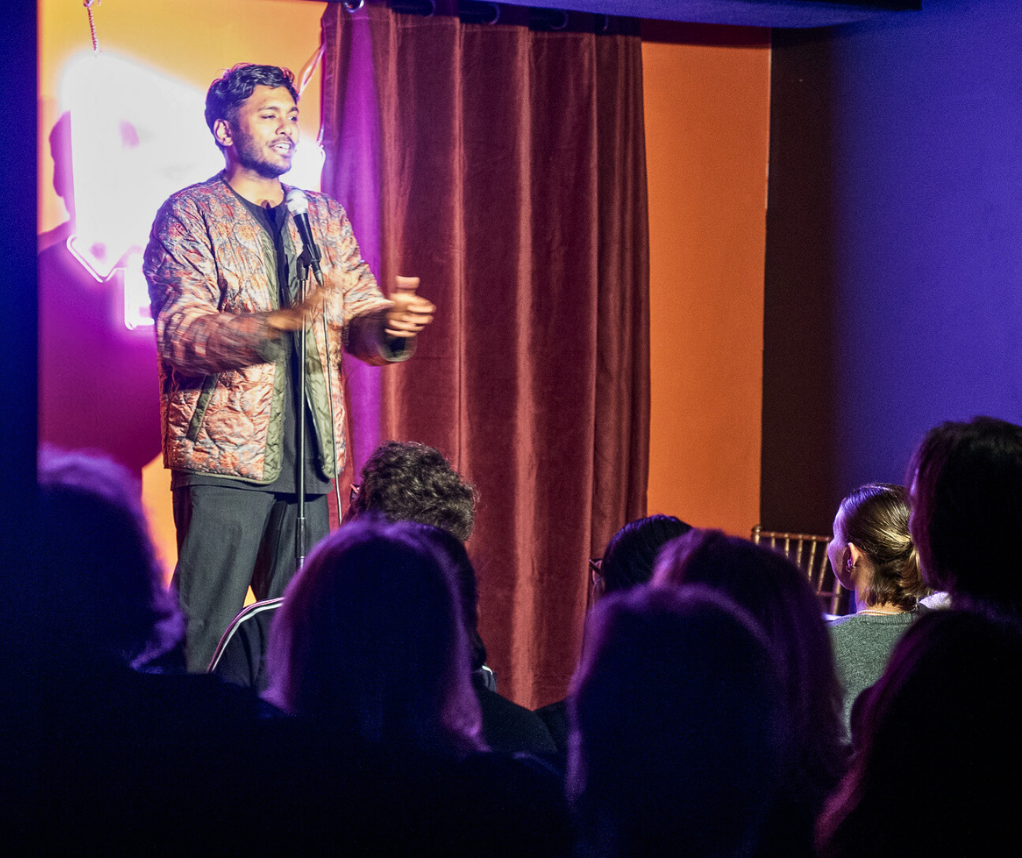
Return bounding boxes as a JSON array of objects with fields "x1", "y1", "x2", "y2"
[{"x1": 235, "y1": 133, "x2": 291, "y2": 179}]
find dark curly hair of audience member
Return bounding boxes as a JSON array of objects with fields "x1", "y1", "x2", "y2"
[
  {"x1": 568, "y1": 585, "x2": 786, "y2": 858},
  {"x1": 264, "y1": 517, "x2": 483, "y2": 756},
  {"x1": 204, "y1": 63, "x2": 299, "y2": 145},
  {"x1": 837, "y1": 484, "x2": 926, "y2": 610},
  {"x1": 908, "y1": 416, "x2": 1022, "y2": 611},
  {"x1": 598, "y1": 514, "x2": 692, "y2": 595},
  {"x1": 654, "y1": 530, "x2": 849, "y2": 824},
  {"x1": 347, "y1": 441, "x2": 477, "y2": 542}
]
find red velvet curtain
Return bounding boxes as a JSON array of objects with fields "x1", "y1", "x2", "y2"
[{"x1": 321, "y1": 1, "x2": 648, "y2": 707}]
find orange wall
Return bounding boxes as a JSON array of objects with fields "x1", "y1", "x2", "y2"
[{"x1": 643, "y1": 24, "x2": 771, "y2": 536}]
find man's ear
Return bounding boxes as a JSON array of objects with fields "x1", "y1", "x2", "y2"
[{"x1": 213, "y1": 118, "x2": 232, "y2": 149}]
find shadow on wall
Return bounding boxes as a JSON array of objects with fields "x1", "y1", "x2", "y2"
[
  {"x1": 38, "y1": 111, "x2": 162, "y2": 477},
  {"x1": 761, "y1": 28, "x2": 839, "y2": 535}
]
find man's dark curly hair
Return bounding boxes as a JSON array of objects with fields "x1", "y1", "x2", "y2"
[
  {"x1": 348, "y1": 441, "x2": 477, "y2": 542},
  {"x1": 204, "y1": 63, "x2": 299, "y2": 148}
]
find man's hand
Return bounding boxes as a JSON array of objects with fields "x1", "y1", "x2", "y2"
[
  {"x1": 266, "y1": 288, "x2": 327, "y2": 333},
  {"x1": 386, "y1": 276, "x2": 435, "y2": 338}
]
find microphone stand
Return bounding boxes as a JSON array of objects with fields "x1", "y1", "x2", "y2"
[{"x1": 294, "y1": 246, "x2": 317, "y2": 572}]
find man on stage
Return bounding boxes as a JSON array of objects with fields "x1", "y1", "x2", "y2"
[{"x1": 144, "y1": 64, "x2": 434, "y2": 671}]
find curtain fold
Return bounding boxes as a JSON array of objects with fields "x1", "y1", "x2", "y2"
[{"x1": 321, "y1": 1, "x2": 648, "y2": 707}]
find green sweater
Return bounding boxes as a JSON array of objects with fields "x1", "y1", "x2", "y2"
[{"x1": 828, "y1": 610, "x2": 918, "y2": 733}]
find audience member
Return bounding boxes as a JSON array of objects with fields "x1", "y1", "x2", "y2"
[
  {"x1": 908, "y1": 415, "x2": 1022, "y2": 613},
  {"x1": 654, "y1": 529, "x2": 849, "y2": 856},
  {"x1": 826, "y1": 484, "x2": 928, "y2": 729},
  {"x1": 408, "y1": 523, "x2": 556, "y2": 754},
  {"x1": 817, "y1": 608, "x2": 1022, "y2": 858},
  {"x1": 536, "y1": 514, "x2": 691, "y2": 753},
  {"x1": 8, "y1": 450, "x2": 275, "y2": 851},
  {"x1": 568, "y1": 585, "x2": 786, "y2": 858},
  {"x1": 345, "y1": 439, "x2": 477, "y2": 540},
  {"x1": 262, "y1": 518, "x2": 570, "y2": 854},
  {"x1": 592, "y1": 513, "x2": 692, "y2": 599},
  {"x1": 33, "y1": 448, "x2": 183, "y2": 668},
  {"x1": 815, "y1": 417, "x2": 1022, "y2": 857},
  {"x1": 213, "y1": 440, "x2": 555, "y2": 754},
  {"x1": 212, "y1": 439, "x2": 475, "y2": 683},
  {"x1": 264, "y1": 518, "x2": 482, "y2": 751}
]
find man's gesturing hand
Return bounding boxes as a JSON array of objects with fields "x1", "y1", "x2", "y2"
[
  {"x1": 386, "y1": 276, "x2": 435, "y2": 339},
  {"x1": 266, "y1": 288, "x2": 327, "y2": 333}
]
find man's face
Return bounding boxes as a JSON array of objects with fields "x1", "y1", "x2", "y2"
[{"x1": 218, "y1": 85, "x2": 299, "y2": 179}]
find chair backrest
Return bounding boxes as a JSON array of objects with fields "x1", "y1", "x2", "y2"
[{"x1": 751, "y1": 526, "x2": 851, "y2": 616}]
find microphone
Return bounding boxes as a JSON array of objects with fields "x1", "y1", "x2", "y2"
[{"x1": 284, "y1": 189, "x2": 324, "y2": 287}]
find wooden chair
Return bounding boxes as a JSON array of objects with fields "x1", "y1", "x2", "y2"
[{"x1": 751, "y1": 525, "x2": 851, "y2": 616}]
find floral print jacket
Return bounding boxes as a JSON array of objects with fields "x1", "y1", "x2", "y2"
[{"x1": 144, "y1": 174, "x2": 404, "y2": 483}]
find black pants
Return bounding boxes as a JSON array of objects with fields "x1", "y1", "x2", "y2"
[{"x1": 172, "y1": 485, "x2": 330, "y2": 672}]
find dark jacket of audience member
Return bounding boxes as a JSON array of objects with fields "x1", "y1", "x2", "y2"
[
  {"x1": 408, "y1": 523, "x2": 557, "y2": 755},
  {"x1": 654, "y1": 529, "x2": 849, "y2": 856},
  {"x1": 568, "y1": 586, "x2": 786, "y2": 858}
]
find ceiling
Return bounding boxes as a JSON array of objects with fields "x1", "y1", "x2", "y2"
[
  {"x1": 324, "y1": 0, "x2": 922, "y2": 29},
  {"x1": 510, "y1": 0, "x2": 920, "y2": 27}
]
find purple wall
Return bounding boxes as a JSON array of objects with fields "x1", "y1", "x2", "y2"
[
  {"x1": 3, "y1": 4, "x2": 37, "y2": 566},
  {"x1": 763, "y1": 0, "x2": 1022, "y2": 533}
]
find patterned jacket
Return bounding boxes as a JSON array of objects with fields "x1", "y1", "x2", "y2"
[{"x1": 144, "y1": 174, "x2": 405, "y2": 483}]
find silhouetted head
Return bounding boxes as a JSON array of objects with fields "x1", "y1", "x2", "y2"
[
  {"x1": 34, "y1": 449, "x2": 182, "y2": 666},
  {"x1": 655, "y1": 529, "x2": 848, "y2": 809},
  {"x1": 596, "y1": 514, "x2": 692, "y2": 598},
  {"x1": 568, "y1": 585, "x2": 785, "y2": 858},
  {"x1": 405, "y1": 522, "x2": 488, "y2": 672},
  {"x1": 204, "y1": 64, "x2": 299, "y2": 149},
  {"x1": 908, "y1": 416, "x2": 1022, "y2": 611},
  {"x1": 265, "y1": 518, "x2": 483, "y2": 755},
  {"x1": 346, "y1": 441, "x2": 477, "y2": 542},
  {"x1": 830, "y1": 484, "x2": 926, "y2": 610}
]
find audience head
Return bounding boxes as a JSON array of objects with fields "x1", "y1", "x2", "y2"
[
  {"x1": 568, "y1": 585, "x2": 785, "y2": 858},
  {"x1": 908, "y1": 416, "x2": 1022, "y2": 611},
  {"x1": 34, "y1": 449, "x2": 182, "y2": 667},
  {"x1": 595, "y1": 514, "x2": 692, "y2": 598},
  {"x1": 265, "y1": 517, "x2": 483, "y2": 755},
  {"x1": 405, "y1": 522, "x2": 488, "y2": 672},
  {"x1": 830, "y1": 483, "x2": 926, "y2": 611},
  {"x1": 654, "y1": 529, "x2": 847, "y2": 809},
  {"x1": 346, "y1": 441, "x2": 477, "y2": 542},
  {"x1": 817, "y1": 609, "x2": 1022, "y2": 858}
]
